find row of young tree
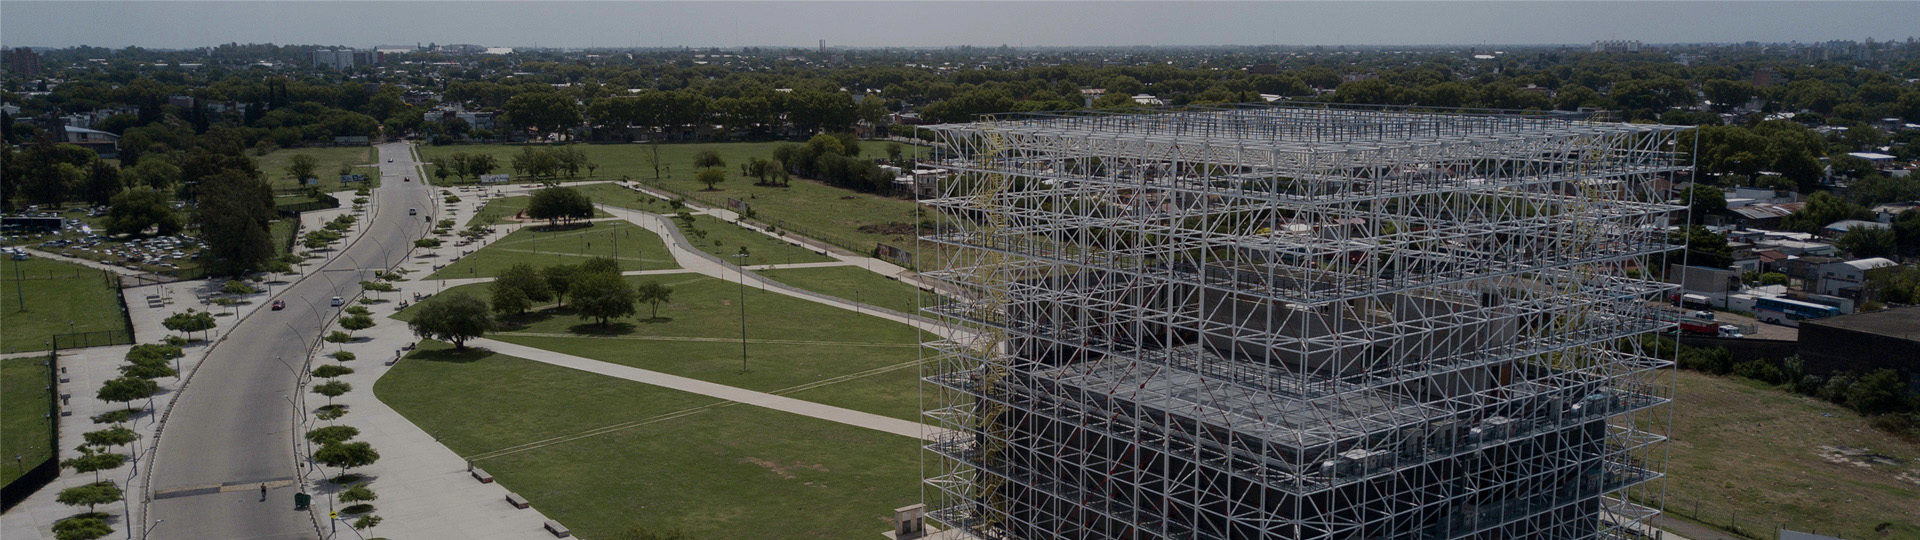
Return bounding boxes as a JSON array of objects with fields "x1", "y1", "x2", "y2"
[{"x1": 406, "y1": 257, "x2": 676, "y2": 350}]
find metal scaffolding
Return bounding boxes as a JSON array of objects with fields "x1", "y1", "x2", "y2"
[{"x1": 918, "y1": 104, "x2": 1688, "y2": 540}]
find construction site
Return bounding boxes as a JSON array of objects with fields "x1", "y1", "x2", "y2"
[{"x1": 917, "y1": 104, "x2": 1691, "y2": 540}]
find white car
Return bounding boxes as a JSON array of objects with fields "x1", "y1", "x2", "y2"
[{"x1": 330, "y1": 296, "x2": 344, "y2": 307}]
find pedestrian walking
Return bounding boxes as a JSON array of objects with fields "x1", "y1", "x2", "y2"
[{"x1": 260, "y1": 483, "x2": 268, "y2": 501}]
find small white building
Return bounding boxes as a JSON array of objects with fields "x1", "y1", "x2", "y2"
[{"x1": 1815, "y1": 257, "x2": 1899, "y2": 298}]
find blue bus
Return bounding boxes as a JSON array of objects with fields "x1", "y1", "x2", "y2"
[{"x1": 1754, "y1": 297, "x2": 1841, "y2": 327}]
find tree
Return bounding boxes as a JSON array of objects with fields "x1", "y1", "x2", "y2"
[
  {"x1": 569, "y1": 271, "x2": 637, "y2": 325},
  {"x1": 312, "y1": 380, "x2": 352, "y2": 404},
  {"x1": 497, "y1": 263, "x2": 553, "y2": 303},
  {"x1": 312, "y1": 441, "x2": 380, "y2": 478},
  {"x1": 1760, "y1": 272, "x2": 1790, "y2": 286},
  {"x1": 338, "y1": 483, "x2": 378, "y2": 503},
  {"x1": 82, "y1": 160, "x2": 123, "y2": 206},
  {"x1": 56, "y1": 481, "x2": 123, "y2": 512},
  {"x1": 97, "y1": 376, "x2": 158, "y2": 405},
  {"x1": 490, "y1": 282, "x2": 531, "y2": 315},
  {"x1": 502, "y1": 92, "x2": 583, "y2": 139},
  {"x1": 525, "y1": 186, "x2": 594, "y2": 226},
  {"x1": 51, "y1": 512, "x2": 114, "y2": 540},
  {"x1": 406, "y1": 292, "x2": 495, "y2": 350},
  {"x1": 195, "y1": 170, "x2": 277, "y2": 275},
  {"x1": 60, "y1": 452, "x2": 126, "y2": 483},
  {"x1": 305, "y1": 425, "x2": 360, "y2": 445},
  {"x1": 577, "y1": 256, "x2": 620, "y2": 276},
  {"x1": 104, "y1": 186, "x2": 182, "y2": 238},
  {"x1": 414, "y1": 238, "x2": 442, "y2": 248},
  {"x1": 696, "y1": 167, "x2": 726, "y2": 190},
  {"x1": 1835, "y1": 226, "x2": 1897, "y2": 258},
  {"x1": 324, "y1": 330, "x2": 354, "y2": 350},
  {"x1": 312, "y1": 365, "x2": 355, "y2": 378},
  {"x1": 636, "y1": 280, "x2": 674, "y2": 319},
  {"x1": 118, "y1": 361, "x2": 176, "y2": 379},
  {"x1": 286, "y1": 154, "x2": 319, "y2": 185},
  {"x1": 693, "y1": 149, "x2": 726, "y2": 169},
  {"x1": 339, "y1": 314, "x2": 376, "y2": 336},
  {"x1": 1679, "y1": 184, "x2": 1726, "y2": 224},
  {"x1": 542, "y1": 264, "x2": 579, "y2": 307},
  {"x1": 1847, "y1": 369, "x2": 1906, "y2": 415},
  {"x1": 82, "y1": 427, "x2": 138, "y2": 451}
]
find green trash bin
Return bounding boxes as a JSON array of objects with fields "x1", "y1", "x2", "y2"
[{"x1": 294, "y1": 492, "x2": 311, "y2": 510}]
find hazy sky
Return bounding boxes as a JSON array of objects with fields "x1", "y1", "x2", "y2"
[{"x1": 3, "y1": 1, "x2": 1918, "y2": 50}]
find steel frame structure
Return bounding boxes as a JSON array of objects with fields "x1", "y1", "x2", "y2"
[{"x1": 917, "y1": 104, "x2": 1688, "y2": 540}]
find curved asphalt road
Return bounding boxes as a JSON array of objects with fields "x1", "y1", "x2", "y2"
[{"x1": 147, "y1": 142, "x2": 433, "y2": 540}]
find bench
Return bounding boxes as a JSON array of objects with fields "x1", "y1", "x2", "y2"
[
  {"x1": 471, "y1": 468, "x2": 494, "y2": 483},
  {"x1": 544, "y1": 520, "x2": 571, "y2": 538},
  {"x1": 506, "y1": 492, "x2": 531, "y2": 509}
]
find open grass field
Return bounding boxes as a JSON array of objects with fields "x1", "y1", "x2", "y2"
[
  {"x1": 562, "y1": 181, "x2": 834, "y2": 264},
  {"x1": 373, "y1": 341, "x2": 923, "y2": 540},
  {"x1": 428, "y1": 220, "x2": 677, "y2": 279},
  {"x1": 398, "y1": 273, "x2": 927, "y2": 420},
  {"x1": 1, "y1": 356, "x2": 54, "y2": 486},
  {"x1": 464, "y1": 194, "x2": 613, "y2": 227},
  {"x1": 255, "y1": 146, "x2": 380, "y2": 192},
  {"x1": 419, "y1": 142, "x2": 929, "y2": 256},
  {"x1": 1656, "y1": 370, "x2": 1920, "y2": 539},
  {"x1": 754, "y1": 265, "x2": 930, "y2": 316},
  {"x1": 1, "y1": 257, "x2": 128, "y2": 353},
  {"x1": 676, "y1": 213, "x2": 835, "y2": 266}
]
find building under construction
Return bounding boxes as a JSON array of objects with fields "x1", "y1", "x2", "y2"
[{"x1": 918, "y1": 104, "x2": 1688, "y2": 540}]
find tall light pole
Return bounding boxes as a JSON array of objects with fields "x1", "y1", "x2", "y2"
[{"x1": 734, "y1": 248, "x2": 750, "y2": 373}]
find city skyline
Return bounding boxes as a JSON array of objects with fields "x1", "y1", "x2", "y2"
[{"x1": 3, "y1": 1, "x2": 1919, "y2": 50}]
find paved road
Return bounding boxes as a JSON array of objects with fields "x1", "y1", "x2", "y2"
[{"x1": 146, "y1": 143, "x2": 434, "y2": 540}]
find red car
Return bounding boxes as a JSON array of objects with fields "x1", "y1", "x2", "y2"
[{"x1": 271, "y1": 300, "x2": 286, "y2": 310}]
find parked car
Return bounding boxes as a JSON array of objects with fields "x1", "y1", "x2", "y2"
[
  {"x1": 271, "y1": 300, "x2": 286, "y2": 310},
  {"x1": 330, "y1": 296, "x2": 344, "y2": 307},
  {"x1": 1693, "y1": 310, "x2": 1714, "y2": 320}
]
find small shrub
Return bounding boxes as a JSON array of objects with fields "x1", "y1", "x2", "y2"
[
  {"x1": 357, "y1": 297, "x2": 377, "y2": 305},
  {"x1": 352, "y1": 515, "x2": 383, "y2": 530},
  {"x1": 331, "y1": 351, "x2": 357, "y2": 362},
  {"x1": 164, "y1": 335, "x2": 188, "y2": 347}
]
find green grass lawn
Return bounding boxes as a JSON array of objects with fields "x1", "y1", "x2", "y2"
[
  {"x1": 269, "y1": 219, "x2": 297, "y2": 256},
  {"x1": 1, "y1": 356, "x2": 54, "y2": 485},
  {"x1": 429, "y1": 220, "x2": 677, "y2": 279},
  {"x1": 564, "y1": 182, "x2": 834, "y2": 265},
  {"x1": 1655, "y1": 370, "x2": 1920, "y2": 539},
  {"x1": 754, "y1": 265, "x2": 932, "y2": 316},
  {"x1": 374, "y1": 341, "x2": 923, "y2": 540},
  {"x1": 1, "y1": 257, "x2": 128, "y2": 353},
  {"x1": 464, "y1": 194, "x2": 614, "y2": 227},
  {"x1": 419, "y1": 142, "x2": 929, "y2": 256},
  {"x1": 256, "y1": 146, "x2": 380, "y2": 192},
  {"x1": 398, "y1": 273, "x2": 927, "y2": 420},
  {"x1": 675, "y1": 213, "x2": 835, "y2": 265}
]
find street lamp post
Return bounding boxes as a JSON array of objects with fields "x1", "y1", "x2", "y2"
[{"x1": 141, "y1": 519, "x2": 163, "y2": 540}]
